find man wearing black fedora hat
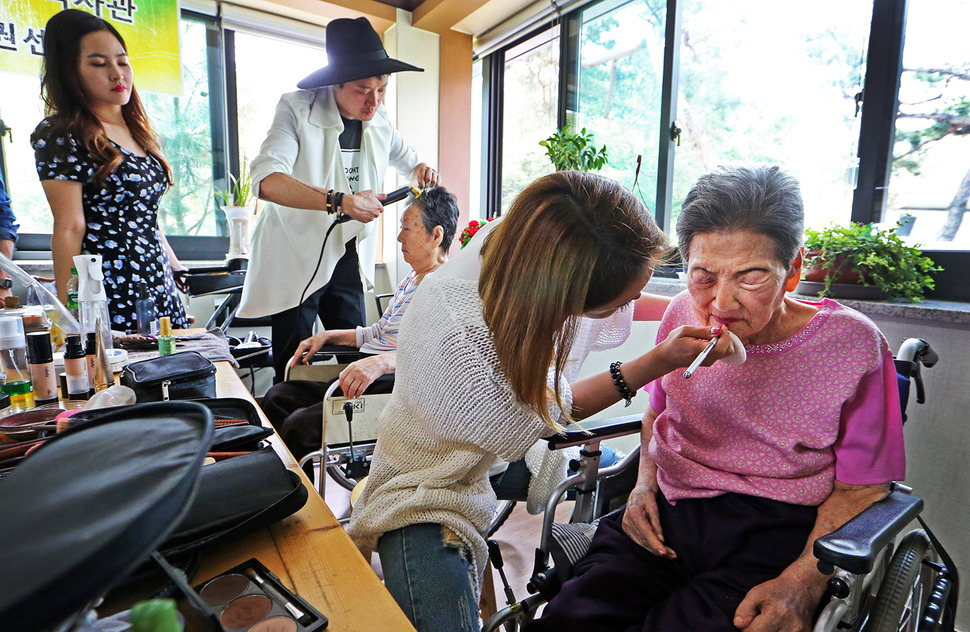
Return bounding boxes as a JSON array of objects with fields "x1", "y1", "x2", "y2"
[{"x1": 239, "y1": 17, "x2": 438, "y2": 383}]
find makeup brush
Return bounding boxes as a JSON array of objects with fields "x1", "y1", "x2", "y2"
[
  {"x1": 245, "y1": 568, "x2": 312, "y2": 626},
  {"x1": 683, "y1": 336, "x2": 719, "y2": 379}
]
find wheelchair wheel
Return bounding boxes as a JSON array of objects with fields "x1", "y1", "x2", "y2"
[
  {"x1": 864, "y1": 530, "x2": 935, "y2": 632},
  {"x1": 326, "y1": 462, "x2": 362, "y2": 491}
]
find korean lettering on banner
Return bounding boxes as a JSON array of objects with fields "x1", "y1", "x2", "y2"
[
  {"x1": 22, "y1": 26, "x2": 43, "y2": 55},
  {"x1": 0, "y1": 0, "x2": 180, "y2": 96},
  {"x1": 105, "y1": 0, "x2": 137, "y2": 25},
  {"x1": 44, "y1": 0, "x2": 137, "y2": 24},
  {"x1": 0, "y1": 22, "x2": 15, "y2": 52}
]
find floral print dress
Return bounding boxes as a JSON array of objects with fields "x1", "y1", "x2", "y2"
[{"x1": 32, "y1": 120, "x2": 188, "y2": 332}]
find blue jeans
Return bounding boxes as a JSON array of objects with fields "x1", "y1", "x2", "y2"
[{"x1": 377, "y1": 523, "x2": 480, "y2": 632}]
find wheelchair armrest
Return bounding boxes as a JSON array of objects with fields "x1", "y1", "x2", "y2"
[
  {"x1": 546, "y1": 414, "x2": 642, "y2": 450},
  {"x1": 311, "y1": 344, "x2": 365, "y2": 363},
  {"x1": 324, "y1": 372, "x2": 395, "y2": 399},
  {"x1": 813, "y1": 490, "x2": 923, "y2": 575}
]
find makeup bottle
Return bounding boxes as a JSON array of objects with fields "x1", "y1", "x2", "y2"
[
  {"x1": 63, "y1": 334, "x2": 90, "y2": 401},
  {"x1": 0, "y1": 316, "x2": 35, "y2": 411},
  {"x1": 135, "y1": 282, "x2": 157, "y2": 335},
  {"x1": 26, "y1": 331, "x2": 58, "y2": 407},
  {"x1": 86, "y1": 332, "x2": 98, "y2": 396},
  {"x1": 158, "y1": 316, "x2": 175, "y2": 357}
]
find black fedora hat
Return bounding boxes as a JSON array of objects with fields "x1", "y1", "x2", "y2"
[{"x1": 298, "y1": 17, "x2": 423, "y2": 89}]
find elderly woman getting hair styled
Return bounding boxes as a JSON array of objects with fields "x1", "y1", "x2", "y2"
[
  {"x1": 348, "y1": 170, "x2": 734, "y2": 632},
  {"x1": 262, "y1": 186, "x2": 459, "y2": 463},
  {"x1": 534, "y1": 165, "x2": 906, "y2": 632}
]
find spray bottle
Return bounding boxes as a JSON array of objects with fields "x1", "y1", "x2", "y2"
[{"x1": 73, "y1": 254, "x2": 113, "y2": 350}]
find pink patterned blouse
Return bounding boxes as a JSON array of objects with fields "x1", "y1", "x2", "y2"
[{"x1": 647, "y1": 292, "x2": 905, "y2": 506}]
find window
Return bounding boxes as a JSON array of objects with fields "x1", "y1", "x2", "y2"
[
  {"x1": 501, "y1": 27, "x2": 561, "y2": 212},
  {"x1": 233, "y1": 31, "x2": 326, "y2": 167},
  {"x1": 884, "y1": 0, "x2": 970, "y2": 250},
  {"x1": 0, "y1": 9, "x2": 331, "y2": 259},
  {"x1": 143, "y1": 15, "x2": 221, "y2": 237},
  {"x1": 482, "y1": 0, "x2": 969, "y2": 298},
  {"x1": 674, "y1": 0, "x2": 872, "y2": 236},
  {"x1": 0, "y1": 72, "x2": 47, "y2": 233},
  {"x1": 469, "y1": 58, "x2": 484, "y2": 220},
  {"x1": 573, "y1": 0, "x2": 667, "y2": 214}
]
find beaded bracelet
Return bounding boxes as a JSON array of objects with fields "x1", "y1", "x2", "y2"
[{"x1": 609, "y1": 361, "x2": 636, "y2": 407}]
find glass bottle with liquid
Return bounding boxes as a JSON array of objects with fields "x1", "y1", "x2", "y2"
[
  {"x1": 157, "y1": 316, "x2": 175, "y2": 357},
  {"x1": 136, "y1": 281, "x2": 157, "y2": 335},
  {"x1": 65, "y1": 267, "x2": 80, "y2": 318},
  {"x1": 0, "y1": 316, "x2": 34, "y2": 411}
]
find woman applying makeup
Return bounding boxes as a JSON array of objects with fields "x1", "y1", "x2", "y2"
[{"x1": 31, "y1": 9, "x2": 188, "y2": 332}]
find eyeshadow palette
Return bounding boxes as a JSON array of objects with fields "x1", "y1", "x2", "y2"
[{"x1": 194, "y1": 559, "x2": 327, "y2": 631}]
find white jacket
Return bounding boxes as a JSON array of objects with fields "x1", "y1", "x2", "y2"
[{"x1": 238, "y1": 87, "x2": 423, "y2": 318}]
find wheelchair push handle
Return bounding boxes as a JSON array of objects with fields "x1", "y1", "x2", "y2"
[
  {"x1": 896, "y1": 337, "x2": 938, "y2": 367},
  {"x1": 895, "y1": 338, "x2": 937, "y2": 407}
]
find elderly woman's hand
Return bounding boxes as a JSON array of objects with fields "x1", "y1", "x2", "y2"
[
  {"x1": 621, "y1": 462, "x2": 677, "y2": 560},
  {"x1": 338, "y1": 354, "x2": 393, "y2": 399},
  {"x1": 288, "y1": 332, "x2": 331, "y2": 369},
  {"x1": 733, "y1": 563, "x2": 827, "y2": 632}
]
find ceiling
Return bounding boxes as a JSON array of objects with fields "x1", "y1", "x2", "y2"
[
  {"x1": 375, "y1": 0, "x2": 424, "y2": 10},
  {"x1": 255, "y1": 0, "x2": 538, "y2": 39}
]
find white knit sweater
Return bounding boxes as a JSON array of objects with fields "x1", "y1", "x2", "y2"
[
  {"x1": 348, "y1": 273, "x2": 565, "y2": 592},
  {"x1": 347, "y1": 221, "x2": 634, "y2": 595}
]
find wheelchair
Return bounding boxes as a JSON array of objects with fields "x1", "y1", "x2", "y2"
[
  {"x1": 483, "y1": 338, "x2": 959, "y2": 632},
  {"x1": 302, "y1": 374, "x2": 391, "y2": 500}
]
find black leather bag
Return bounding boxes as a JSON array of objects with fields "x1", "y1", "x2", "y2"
[
  {"x1": 160, "y1": 446, "x2": 308, "y2": 556},
  {"x1": 121, "y1": 351, "x2": 217, "y2": 402},
  {"x1": 65, "y1": 404, "x2": 308, "y2": 579}
]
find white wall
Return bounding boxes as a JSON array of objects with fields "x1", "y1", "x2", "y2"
[{"x1": 873, "y1": 315, "x2": 970, "y2": 631}]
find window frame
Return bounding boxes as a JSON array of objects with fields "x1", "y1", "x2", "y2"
[{"x1": 481, "y1": 0, "x2": 967, "y2": 300}]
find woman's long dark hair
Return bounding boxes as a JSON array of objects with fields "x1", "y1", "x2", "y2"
[{"x1": 40, "y1": 9, "x2": 171, "y2": 185}]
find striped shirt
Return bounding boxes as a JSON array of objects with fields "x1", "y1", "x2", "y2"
[{"x1": 356, "y1": 270, "x2": 418, "y2": 354}]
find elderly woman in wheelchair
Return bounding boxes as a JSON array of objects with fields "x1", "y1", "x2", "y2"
[
  {"x1": 347, "y1": 171, "x2": 736, "y2": 632},
  {"x1": 260, "y1": 186, "x2": 459, "y2": 463},
  {"x1": 528, "y1": 165, "x2": 909, "y2": 632}
]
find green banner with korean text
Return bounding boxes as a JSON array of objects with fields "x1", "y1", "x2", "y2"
[{"x1": 0, "y1": 0, "x2": 181, "y2": 95}]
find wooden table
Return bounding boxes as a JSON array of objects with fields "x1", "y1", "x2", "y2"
[{"x1": 196, "y1": 362, "x2": 416, "y2": 631}]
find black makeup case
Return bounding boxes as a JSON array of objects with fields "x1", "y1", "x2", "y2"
[
  {"x1": 68, "y1": 397, "x2": 274, "y2": 453},
  {"x1": 64, "y1": 402, "x2": 306, "y2": 558},
  {"x1": 0, "y1": 401, "x2": 215, "y2": 631},
  {"x1": 122, "y1": 350, "x2": 218, "y2": 402}
]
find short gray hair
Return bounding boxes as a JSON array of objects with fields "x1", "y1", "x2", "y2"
[{"x1": 677, "y1": 165, "x2": 804, "y2": 269}]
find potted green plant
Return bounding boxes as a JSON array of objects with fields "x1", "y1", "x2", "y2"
[
  {"x1": 801, "y1": 221, "x2": 941, "y2": 302},
  {"x1": 216, "y1": 162, "x2": 255, "y2": 209},
  {"x1": 539, "y1": 125, "x2": 609, "y2": 172},
  {"x1": 216, "y1": 161, "x2": 255, "y2": 258}
]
